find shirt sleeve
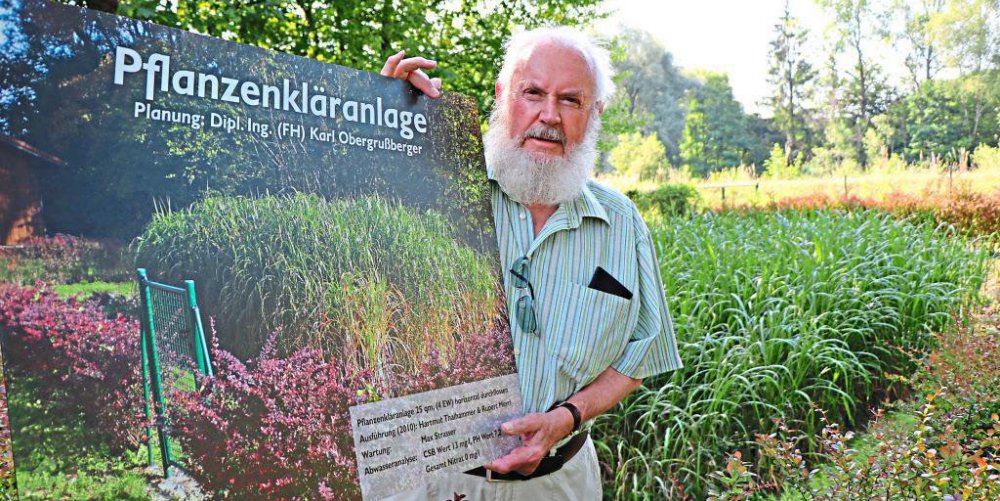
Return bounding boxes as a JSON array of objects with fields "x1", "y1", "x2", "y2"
[{"x1": 611, "y1": 226, "x2": 683, "y2": 379}]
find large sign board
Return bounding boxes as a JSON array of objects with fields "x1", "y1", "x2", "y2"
[{"x1": 0, "y1": 1, "x2": 519, "y2": 499}]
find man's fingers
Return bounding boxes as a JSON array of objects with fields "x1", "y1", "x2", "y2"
[
  {"x1": 404, "y1": 69, "x2": 441, "y2": 98},
  {"x1": 380, "y1": 50, "x2": 405, "y2": 77},
  {"x1": 501, "y1": 414, "x2": 542, "y2": 436},
  {"x1": 381, "y1": 54, "x2": 441, "y2": 98},
  {"x1": 392, "y1": 56, "x2": 437, "y2": 78},
  {"x1": 485, "y1": 446, "x2": 542, "y2": 475}
]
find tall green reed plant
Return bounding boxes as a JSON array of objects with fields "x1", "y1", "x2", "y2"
[
  {"x1": 134, "y1": 193, "x2": 497, "y2": 386},
  {"x1": 594, "y1": 209, "x2": 990, "y2": 500}
]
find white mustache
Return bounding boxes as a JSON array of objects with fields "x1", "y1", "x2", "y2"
[{"x1": 523, "y1": 125, "x2": 565, "y2": 144}]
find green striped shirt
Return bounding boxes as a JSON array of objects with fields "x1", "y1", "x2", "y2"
[{"x1": 489, "y1": 171, "x2": 683, "y2": 414}]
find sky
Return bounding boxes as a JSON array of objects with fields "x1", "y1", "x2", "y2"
[{"x1": 595, "y1": 0, "x2": 911, "y2": 116}]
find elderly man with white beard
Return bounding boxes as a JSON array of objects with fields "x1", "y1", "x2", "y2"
[{"x1": 381, "y1": 27, "x2": 682, "y2": 500}]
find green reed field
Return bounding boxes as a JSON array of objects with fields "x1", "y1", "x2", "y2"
[
  {"x1": 134, "y1": 193, "x2": 498, "y2": 385},
  {"x1": 592, "y1": 209, "x2": 990, "y2": 500}
]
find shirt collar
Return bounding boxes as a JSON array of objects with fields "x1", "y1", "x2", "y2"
[{"x1": 486, "y1": 165, "x2": 609, "y2": 228}]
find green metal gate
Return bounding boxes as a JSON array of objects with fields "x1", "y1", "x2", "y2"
[{"x1": 137, "y1": 268, "x2": 213, "y2": 478}]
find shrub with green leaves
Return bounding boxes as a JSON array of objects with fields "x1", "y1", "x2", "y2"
[
  {"x1": 627, "y1": 183, "x2": 701, "y2": 218},
  {"x1": 593, "y1": 209, "x2": 990, "y2": 500},
  {"x1": 134, "y1": 193, "x2": 498, "y2": 384}
]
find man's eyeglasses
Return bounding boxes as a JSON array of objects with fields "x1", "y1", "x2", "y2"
[{"x1": 510, "y1": 256, "x2": 537, "y2": 334}]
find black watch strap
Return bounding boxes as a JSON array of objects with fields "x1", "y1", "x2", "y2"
[{"x1": 555, "y1": 401, "x2": 582, "y2": 433}]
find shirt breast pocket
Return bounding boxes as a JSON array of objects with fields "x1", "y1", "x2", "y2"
[{"x1": 539, "y1": 279, "x2": 632, "y2": 385}]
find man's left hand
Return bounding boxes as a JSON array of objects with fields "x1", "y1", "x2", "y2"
[{"x1": 485, "y1": 407, "x2": 574, "y2": 475}]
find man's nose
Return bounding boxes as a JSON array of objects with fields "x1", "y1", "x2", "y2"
[{"x1": 538, "y1": 97, "x2": 561, "y2": 125}]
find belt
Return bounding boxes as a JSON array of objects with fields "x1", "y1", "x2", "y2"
[{"x1": 464, "y1": 430, "x2": 589, "y2": 481}]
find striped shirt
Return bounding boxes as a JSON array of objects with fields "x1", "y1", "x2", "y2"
[{"x1": 489, "y1": 171, "x2": 683, "y2": 415}]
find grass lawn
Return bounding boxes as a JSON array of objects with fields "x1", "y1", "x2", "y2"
[
  {"x1": 5, "y1": 377, "x2": 150, "y2": 501},
  {"x1": 52, "y1": 281, "x2": 135, "y2": 300}
]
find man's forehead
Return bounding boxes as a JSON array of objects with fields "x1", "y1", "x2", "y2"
[{"x1": 510, "y1": 45, "x2": 595, "y2": 91}]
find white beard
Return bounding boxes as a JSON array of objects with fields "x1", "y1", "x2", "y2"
[{"x1": 484, "y1": 102, "x2": 600, "y2": 206}]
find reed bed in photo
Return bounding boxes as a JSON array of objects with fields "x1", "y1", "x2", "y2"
[
  {"x1": 133, "y1": 193, "x2": 499, "y2": 389},
  {"x1": 592, "y1": 209, "x2": 990, "y2": 500}
]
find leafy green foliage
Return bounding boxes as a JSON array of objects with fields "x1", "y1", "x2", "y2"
[
  {"x1": 816, "y1": 0, "x2": 893, "y2": 166},
  {"x1": 134, "y1": 193, "x2": 499, "y2": 383},
  {"x1": 608, "y1": 132, "x2": 667, "y2": 180},
  {"x1": 0, "y1": 235, "x2": 129, "y2": 285},
  {"x1": 115, "y1": 0, "x2": 607, "y2": 121},
  {"x1": 764, "y1": 142, "x2": 802, "y2": 179},
  {"x1": 592, "y1": 210, "x2": 990, "y2": 500},
  {"x1": 898, "y1": 0, "x2": 946, "y2": 89},
  {"x1": 610, "y1": 28, "x2": 695, "y2": 163},
  {"x1": 679, "y1": 72, "x2": 760, "y2": 175},
  {"x1": 927, "y1": 0, "x2": 1000, "y2": 74},
  {"x1": 766, "y1": 2, "x2": 816, "y2": 164},
  {"x1": 895, "y1": 74, "x2": 1000, "y2": 161},
  {"x1": 0, "y1": 286, "x2": 148, "y2": 500},
  {"x1": 973, "y1": 144, "x2": 1000, "y2": 169},
  {"x1": 717, "y1": 299, "x2": 1000, "y2": 500},
  {"x1": 626, "y1": 184, "x2": 700, "y2": 218}
]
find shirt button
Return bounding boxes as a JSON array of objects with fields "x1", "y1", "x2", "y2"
[
  {"x1": 513, "y1": 348, "x2": 520, "y2": 356},
  {"x1": 519, "y1": 213, "x2": 526, "y2": 220}
]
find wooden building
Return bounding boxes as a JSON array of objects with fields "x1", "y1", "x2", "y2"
[{"x1": 0, "y1": 135, "x2": 65, "y2": 245}]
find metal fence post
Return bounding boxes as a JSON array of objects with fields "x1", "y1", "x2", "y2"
[
  {"x1": 185, "y1": 280, "x2": 212, "y2": 378},
  {"x1": 137, "y1": 268, "x2": 172, "y2": 478}
]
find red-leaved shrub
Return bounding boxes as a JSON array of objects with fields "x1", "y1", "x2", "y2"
[
  {"x1": 0, "y1": 284, "x2": 144, "y2": 452},
  {"x1": 396, "y1": 322, "x2": 516, "y2": 395},
  {"x1": 729, "y1": 188, "x2": 1000, "y2": 238},
  {"x1": 169, "y1": 332, "x2": 368, "y2": 500},
  {"x1": 0, "y1": 282, "x2": 516, "y2": 498},
  {"x1": 171, "y1": 321, "x2": 515, "y2": 500}
]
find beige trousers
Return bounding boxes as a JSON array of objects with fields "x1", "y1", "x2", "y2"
[{"x1": 383, "y1": 437, "x2": 602, "y2": 501}]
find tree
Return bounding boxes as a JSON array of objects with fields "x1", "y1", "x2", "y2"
[
  {"x1": 767, "y1": 1, "x2": 817, "y2": 164},
  {"x1": 895, "y1": 73, "x2": 1000, "y2": 161},
  {"x1": 816, "y1": 0, "x2": 892, "y2": 166},
  {"x1": 115, "y1": 0, "x2": 608, "y2": 121},
  {"x1": 928, "y1": 0, "x2": 1000, "y2": 146},
  {"x1": 595, "y1": 34, "x2": 654, "y2": 171},
  {"x1": 764, "y1": 142, "x2": 802, "y2": 179},
  {"x1": 612, "y1": 28, "x2": 695, "y2": 163},
  {"x1": 897, "y1": 0, "x2": 946, "y2": 90},
  {"x1": 928, "y1": 0, "x2": 1000, "y2": 74},
  {"x1": 608, "y1": 132, "x2": 666, "y2": 180},
  {"x1": 679, "y1": 71, "x2": 755, "y2": 175},
  {"x1": 596, "y1": 92, "x2": 652, "y2": 172},
  {"x1": 807, "y1": 118, "x2": 862, "y2": 174},
  {"x1": 744, "y1": 113, "x2": 784, "y2": 172}
]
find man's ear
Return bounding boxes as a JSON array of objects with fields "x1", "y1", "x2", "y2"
[{"x1": 495, "y1": 81, "x2": 503, "y2": 101}]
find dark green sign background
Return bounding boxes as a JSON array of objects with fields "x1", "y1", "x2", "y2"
[{"x1": 0, "y1": 1, "x2": 516, "y2": 499}]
